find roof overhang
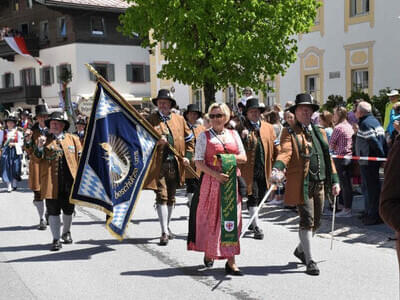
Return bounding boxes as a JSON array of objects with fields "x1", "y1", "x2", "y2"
[{"x1": 34, "y1": 0, "x2": 129, "y2": 13}]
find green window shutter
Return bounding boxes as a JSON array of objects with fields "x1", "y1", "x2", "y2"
[
  {"x1": 126, "y1": 64, "x2": 133, "y2": 82},
  {"x1": 108, "y1": 64, "x2": 115, "y2": 81},
  {"x1": 31, "y1": 68, "x2": 36, "y2": 85},
  {"x1": 20, "y1": 70, "x2": 25, "y2": 86},
  {"x1": 40, "y1": 68, "x2": 43, "y2": 85},
  {"x1": 56, "y1": 65, "x2": 61, "y2": 83},
  {"x1": 10, "y1": 73, "x2": 14, "y2": 87},
  {"x1": 50, "y1": 66, "x2": 54, "y2": 85},
  {"x1": 1, "y1": 74, "x2": 5, "y2": 88},
  {"x1": 144, "y1": 65, "x2": 150, "y2": 82}
]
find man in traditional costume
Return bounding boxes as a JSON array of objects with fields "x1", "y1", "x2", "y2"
[
  {"x1": 183, "y1": 104, "x2": 205, "y2": 207},
  {"x1": 237, "y1": 98, "x2": 279, "y2": 239},
  {"x1": 24, "y1": 104, "x2": 50, "y2": 230},
  {"x1": 271, "y1": 93, "x2": 340, "y2": 276},
  {"x1": 27, "y1": 111, "x2": 82, "y2": 251},
  {"x1": 144, "y1": 89, "x2": 194, "y2": 245}
]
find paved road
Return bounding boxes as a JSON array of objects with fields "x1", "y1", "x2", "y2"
[{"x1": 0, "y1": 180, "x2": 398, "y2": 300}]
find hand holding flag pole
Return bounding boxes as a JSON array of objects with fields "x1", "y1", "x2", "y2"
[{"x1": 85, "y1": 64, "x2": 199, "y2": 179}]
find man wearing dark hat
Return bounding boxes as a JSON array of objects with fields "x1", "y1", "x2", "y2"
[
  {"x1": 183, "y1": 104, "x2": 205, "y2": 207},
  {"x1": 237, "y1": 98, "x2": 279, "y2": 240},
  {"x1": 271, "y1": 93, "x2": 340, "y2": 276},
  {"x1": 144, "y1": 89, "x2": 194, "y2": 246},
  {"x1": 28, "y1": 111, "x2": 82, "y2": 251},
  {"x1": 24, "y1": 104, "x2": 50, "y2": 230},
  {"x1": 74, "y1": 118, "x2": 87, "y2": 145}
]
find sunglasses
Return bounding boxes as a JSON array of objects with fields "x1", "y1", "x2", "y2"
[{"x1": 209, "y1": 113, "x2": 224, "y2": 119}]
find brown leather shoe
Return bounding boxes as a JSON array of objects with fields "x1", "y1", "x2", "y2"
[{"x1": 159, "y1": 233, "x2": 169, "y2": 246}]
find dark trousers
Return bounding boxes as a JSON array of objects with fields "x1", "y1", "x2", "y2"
[
  {"x1": 359, "y1": 164, "x2": 381, "y2": 219},
  {"x1": 156, "y1": 160, "x2": 178, "y2": 205},
  {"x1": 333, "y1": 158, "x2": 353, "y2": 209},
  {"x1": 247, "y1": 174, "x2": 267, "y2": 207},
  {"x1": 46, "y1": 193, "x2": 75, "y2": 216}
]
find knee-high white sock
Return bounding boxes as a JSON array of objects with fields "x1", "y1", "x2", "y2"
[
  {"x1": 62, "y1": 214, "x2": 73, "y2": 234},
  {"x1": 33, "y1": 200, "x2": 45, "y2": 220},
  {"x1": 12, "y1": 178, "x2": 17, "y2": 188},
  {"x1": 49, "y1": 215, "x2": 61, "y2": 240},
  {"x1": 299, "y1": 229, "x2": 313, "y2": 264},
  {"x1": 167, "y1": 205, "x2": 174, "y2": 226},
  {"x1": 7, "y1": 183, "x2": 12, "y2": 192},
  {"x1": 156, "y1": 204, "x2": 168, "y2": 234},
  {"x1": 248, "y1": 206, "x2": 259, "y2": 228}
]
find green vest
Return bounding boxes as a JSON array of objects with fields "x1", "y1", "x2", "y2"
[{"x1": 308, "y1": 127, "x2": 326, "y2": 182}]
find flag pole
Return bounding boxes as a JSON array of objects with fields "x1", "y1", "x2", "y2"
[
  {"x1": 330, "y1": 196, "x2": 337, "y2": 250},
  {"x1": 85, "y1": 64, "x2": 199, "y2": 179},
  {"x1": 239, "y1": 184, "x2": 275, "y2": 240}
]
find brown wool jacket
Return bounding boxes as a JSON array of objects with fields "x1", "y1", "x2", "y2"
[
  {"x1": 185, "y1": 123, "x2": 206, "y2": 179},
  {"x1": 37, "y1": 133, "x2": 82, "y2": 199},
  {"x1": 379, "y1": 135, "x2": 400, "y2": 232},
  {"x1": 25, "y1": 127, "x2": 44, "y2": 192},
  {"x1": 144, "y1": 112, "x2": 195, "y2": 190},
  {"x1": 237, "y1": 120, "x2": 279, "y2": 194},
  {"x1": 273, "y1": 123, "x2": 338, "y2": 206}
]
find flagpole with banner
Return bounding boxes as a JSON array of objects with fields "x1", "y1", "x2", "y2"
[
  {"x1": 84, "y1": 64, "x2": 199, "y2": 179},
  {"x1": 70, "y1": 64, "x2": 196, "y2": 240}
]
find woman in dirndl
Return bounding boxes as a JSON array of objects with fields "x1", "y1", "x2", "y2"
[
  {"x1": 0, "y1": 113, "x2": 23, "y2": 192},
  {"x1": 188, "y1": 103, "x2": 247, "y2": 276}
]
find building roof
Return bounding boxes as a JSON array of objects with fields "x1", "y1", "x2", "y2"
[{"x1": 35, "y1": 0, "x2": 130, "y2": 12}]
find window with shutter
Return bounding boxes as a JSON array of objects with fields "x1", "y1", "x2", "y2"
[
  {"x1": 107, "y1": 64, "x2": 115, "y2": 81},
  {"x1": 127, "y1": 64, "x2": 145, "y2": 83}
]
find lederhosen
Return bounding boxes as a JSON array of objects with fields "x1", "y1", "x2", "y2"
[{"x1": 156, "y1": 114, "x2": 179, "y2": 205}]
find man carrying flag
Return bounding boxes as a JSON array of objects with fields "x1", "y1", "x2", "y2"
[{"x1": 144, "y1": 89, "x2": 194, "y2": 246}]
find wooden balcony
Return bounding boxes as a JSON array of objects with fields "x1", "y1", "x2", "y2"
[{"x1": 0, "y1": 85, "x2": 41, "y2": 105}]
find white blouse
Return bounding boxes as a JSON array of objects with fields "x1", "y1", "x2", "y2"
[{"x1": 194, "y1": 129, "x2": 245, "y2": 161}]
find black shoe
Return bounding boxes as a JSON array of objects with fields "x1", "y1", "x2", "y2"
[
  {"x1": 294, "y1": 248, "x2": 306, "y2": 265},
  {"x1": 12, "y1": 187, "x2": 17, "y2": 191},
  {"x1": 306, "y1": 260, "x2": 320, "y2": 276},
  {"x1": 168, "y1": 228, "x2": 175, "y2": 240},
  {"x1": 225, "y1": 262, "x2": 243, "y2": 276},
  {"x1": 159, "y1": 233, "x2": 169, "y2": 246},
  {"x1": 61, "y1": 232, "x2": 73, "y2": 244},
  {"x1": 203, "y1": 256, "x2": 214, "y2": 268},
  {"x1": 253, "y1": 226, "x2": 264, "y2": 240},
  {"x1": 51, "y1": 239, "x2": 62, "y2": 251},
  {"x1": 38, "y1": 219, "x2": 47, "y2": 231},
  {"x1": 247, "y1": 224, "x2": 254, "y2": 232}
]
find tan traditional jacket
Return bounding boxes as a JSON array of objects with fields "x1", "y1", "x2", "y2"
[
  {"x1": 37, "y1": 133, "x2": 82, "y2": 199},
  {"x1": 144, "y1": 112, "x2": 195, "y2": 190},
  {"x1": 186, "y1": 123, "x2": 206, "y2": 179},
  {"x1": 25, "y1": 125, "x2": 47, "y2": 191},
  {"x1": 237, "y1": 120, "x2": 279, "y2": 194},
  {"x1": 274, "y1": 123, "x2": 339, "y2": 206}
]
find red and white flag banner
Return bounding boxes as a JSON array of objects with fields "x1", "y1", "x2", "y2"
[{"x1": 4, "y1": 36, "x2": 42, "y2": 65}]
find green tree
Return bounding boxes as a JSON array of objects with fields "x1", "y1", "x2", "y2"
[
  {"x1": 120, "y1": 0, "x2": 319, "y2": 111},
  {"x1": 320, "y1": 94, "x2": 345, "y2": 113}
]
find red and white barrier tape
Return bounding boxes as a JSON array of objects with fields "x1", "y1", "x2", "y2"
[{"x1": 331, "y1": 154, "x2": 387, "y2": 162}]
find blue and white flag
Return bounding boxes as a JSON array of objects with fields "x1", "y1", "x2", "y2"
[{"x1": 71, "y1": 81, "x2": 158, "y2": 240}]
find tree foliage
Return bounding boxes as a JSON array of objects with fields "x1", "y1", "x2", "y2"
[{"x1": 120, "y1": 0, "x2": 319, "y2": 110}]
